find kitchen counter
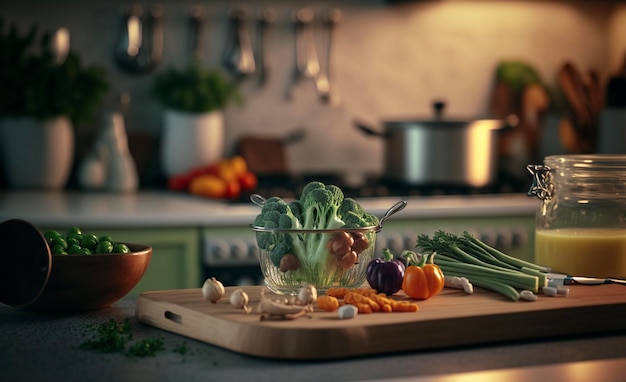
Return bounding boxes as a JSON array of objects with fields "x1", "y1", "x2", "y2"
[
  {"x1": 0, "y1": 190, "x2": 540, "y2": 228},
  {"x1": 2, "y1": 296, "x2": 626, "y2": 382}
]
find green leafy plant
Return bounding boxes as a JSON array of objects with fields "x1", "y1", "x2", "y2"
[
  {"x1": 0, "y1": 20, "x2": 110, "y2": 124},
  {"x1": 151, "y1": 63, "x2": 242, "y2": 113}
]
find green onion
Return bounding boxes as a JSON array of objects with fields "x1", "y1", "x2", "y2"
[{"x1": 417, "y1": 231, "x2": 550, "y2": 301}]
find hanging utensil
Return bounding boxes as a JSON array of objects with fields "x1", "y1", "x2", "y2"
[
  {"x1": 114, "y1": 4, "x2": 163, "y2": 75},
  {"x1": 316, "y1": 8, "x2": 341, "y2": 106},
  {"x1": 255, "y1": 8, "x2": 275, "y2": 87},
  {"x1": 50, "y1": 27, "x2": 70, "y2": 65},
  {"x1": 285, "y1": 8, "x2": 319, "y2": 100},
  {"x1": 222, "y1": 8, "x2": 255, "y2": 78},
  {"x1": 188, "y1": 5, "x2": 205, "y2": 62}
]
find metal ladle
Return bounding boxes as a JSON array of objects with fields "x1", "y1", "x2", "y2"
[
  {"x1": 255, "y1": 8, "x2": 276, "y2": 87},
  {"x1": 285, "y1": 8, "x2": 320, "y2": 100},
  {"x1": 188, "y1": 5, "x2": 205, "y2": 62},
  {"x1": 222, "y1": 8, "x2": 256, "y2": 78},
  {"x1": 316, "y1": 8, "x2": 341, "y2": 106},
  {"x1": 114, "y1": 4, "x2": 163, "y2": 75}
]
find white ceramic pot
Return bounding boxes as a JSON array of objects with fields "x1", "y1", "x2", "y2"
[
  {"x1": 0, "y1": 116, "x2": 74, "y2": 189},
  {"x1": 161, "y1": 109, "x2": 225, "y2": 177}
]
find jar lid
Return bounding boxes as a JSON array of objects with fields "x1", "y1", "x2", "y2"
[{"x1": 0, "y1": 219, "x2": 51, "y2": 308}]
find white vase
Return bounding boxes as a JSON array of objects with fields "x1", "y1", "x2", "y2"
[
  {"x1": 160, "y1": 109, "x2": 225, "y2": 177},
  {"x1": 0, "y1": 116, "x2": 74, "y2": 189}
]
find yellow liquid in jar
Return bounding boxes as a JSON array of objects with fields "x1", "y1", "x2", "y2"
[{"x1": 535, "y1": 228, "x2": 626, "y2": 278}]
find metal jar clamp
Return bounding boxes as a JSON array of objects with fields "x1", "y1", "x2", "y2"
[{"x1": 527, "y1": 164, "x2": 554, "y2": 200}]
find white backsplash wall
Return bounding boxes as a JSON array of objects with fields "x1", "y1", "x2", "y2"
[{"x1": 3, "y1": 0, "x2": 626, "y2": 181}]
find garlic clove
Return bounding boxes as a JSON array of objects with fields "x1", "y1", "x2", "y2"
[
  {"x1": 230, "y1": 288, "x2": 251, "y2": 313},
  {"x1": 338, "y1": 304, "x2": 358, "y2": 320},
  {"x1": 297, "y1": 283, "x2": 318, "y2": 305},
  {"x1": 202, "y1": 277, "x2": 225, "y2": 303}
]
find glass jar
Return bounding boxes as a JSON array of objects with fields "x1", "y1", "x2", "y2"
[{"x1": 528, "y1": 155, "x2": 626, "y2": 278}]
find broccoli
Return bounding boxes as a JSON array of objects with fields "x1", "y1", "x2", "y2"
[{"x1": 252, "y1": 181, "x2": 378, "y2": 285}]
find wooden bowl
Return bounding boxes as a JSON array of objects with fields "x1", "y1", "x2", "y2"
[{"x1": 0, "y1": 219, "x2": 151, "y2": 313}]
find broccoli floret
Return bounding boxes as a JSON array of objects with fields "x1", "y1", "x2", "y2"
[
  {"x1": 253, "y1": 196, "x2": 305, "y2": 268},
  {"x1": 338, "y1": 197, "x2": 364, "y2": 218},
  {"x1": 301, "y1": 185, "x2": 345, "y2": 230},
  {"x1": 269, "y1": 242, "x2": 290, "y2": 267},
  {"x1": 342, "y1": 211, "x2": 370, "y2": 229},
  {"x1": 339, "y1": 197, "x2": 379, "y2": 229},
  {"x1": 363, "y1": 212, "x2": 380, "y2": 227},
  {"x1": 288, "y1": 199, "x2": 304, "y2": 224}
]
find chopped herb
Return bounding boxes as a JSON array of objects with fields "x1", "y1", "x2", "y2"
[
  {"x1": 173, "y1": 342, "x2": 189, "y2": 356},
  {"x1": 79, "y1": 318, "x2": 133, "y2": 353},
  {"x1": 79, "y1": 319, "x2": 189, "y2": 359},
  {"x1": 126, "y1": 337, "x2": 165, "y2": 358}
]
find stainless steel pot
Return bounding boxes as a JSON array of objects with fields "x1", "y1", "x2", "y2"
[{"x1": 355, "y1": 102, "x2": 517, "y2": 187}]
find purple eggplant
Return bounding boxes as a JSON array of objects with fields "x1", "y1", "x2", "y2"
[{"x1": 366, "y1": 248, "x2": 406, "y2": 295}]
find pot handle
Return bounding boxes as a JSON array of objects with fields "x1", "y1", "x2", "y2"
[{"x1": 353, "y1": 119, "x2": 390, "y2": 138}]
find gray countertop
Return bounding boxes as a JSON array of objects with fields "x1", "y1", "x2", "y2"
[
  {"x1": 0, "y1": 191, "x2": 539, "y2": 228},
  {"x1": 2, "y1": 296, "x2": 626, "y2": 382}
]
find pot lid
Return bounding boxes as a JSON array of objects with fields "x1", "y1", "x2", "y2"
[
  {"x1": 0, "y1": 219, "x2": 51, "y2": 308},
  {"x1": 382, "y1": 100, "x2": 506, "y2": 128}
]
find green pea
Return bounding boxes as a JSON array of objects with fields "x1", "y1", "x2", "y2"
[
  {"x1": 99, "y1": 235, "x2": 113, "y2": 243},
  {"x1": 68, "y1": 244, "x2": 82, "y2": 254},
  {"x1": 78, "y1": 247, "x2": 92, "y2": 255},
  {"x1": 44, "y1": 230, "x2": 62, "y2": 241},
  {"x1": 52, "y1": 237, "x2": 68, "y2": 250},
  {"x1": 67, "y1": 232, "x2": 83, "y2": 243},
  {"x1": 81, "y1": 234, "x2": 99, "y2": 250},
  {"x1": 96, "y1": 241, "x2": 113, "y2": 254},
  {"x1": 51, "y1": 244, "x2": 68, "y2": 255},
  {"x1": 66, "y1": 237, "x2": 80, "y2": 247},
  {"x1": 113, "y1": 243, "x2": 130, "y2": 254},
  {"x1": 68, "y1": 226, "x2": 82, "y2": 236}
]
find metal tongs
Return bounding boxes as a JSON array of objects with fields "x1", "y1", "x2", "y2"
[{"x1": 250, "y1": 194, "x2": 407, "y2": 232}]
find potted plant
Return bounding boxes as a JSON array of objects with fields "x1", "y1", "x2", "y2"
[
  {"x1": 151, "y1": 63, "x2": 241, "y2": 177},
  {"x1": 0, "y1": 20, "x2": 109, "y2": 189}
]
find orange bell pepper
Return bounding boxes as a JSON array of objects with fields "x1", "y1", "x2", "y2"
[{"x1": 401, "y1": 251, "x2": 445, "y2": 300}]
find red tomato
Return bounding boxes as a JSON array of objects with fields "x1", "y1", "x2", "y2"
[
  {"x1": 201, "y1": 164, "x2": 219, "y2": 176},
  {"x1": 168, "y1": 174, "x2": 191, "y2": 191},
  {"x1": 237, "y1": 171, "x2": 258, "y2": 192},
  {"x1": 223, "y1": 181, "x2": 241, "y2": 199}
]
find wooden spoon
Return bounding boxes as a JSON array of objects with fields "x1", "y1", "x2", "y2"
[{"x1": 558, "y1": 62, "x2": 593, "y2": 128}]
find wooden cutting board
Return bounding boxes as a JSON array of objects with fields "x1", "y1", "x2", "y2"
[{"x1": 135, "y1": 285, "x2": 626, "y2": 360}]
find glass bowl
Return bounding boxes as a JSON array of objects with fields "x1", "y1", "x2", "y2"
[{"x1": 250, "y1": 225, "x2": 379, "y2": 295}]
